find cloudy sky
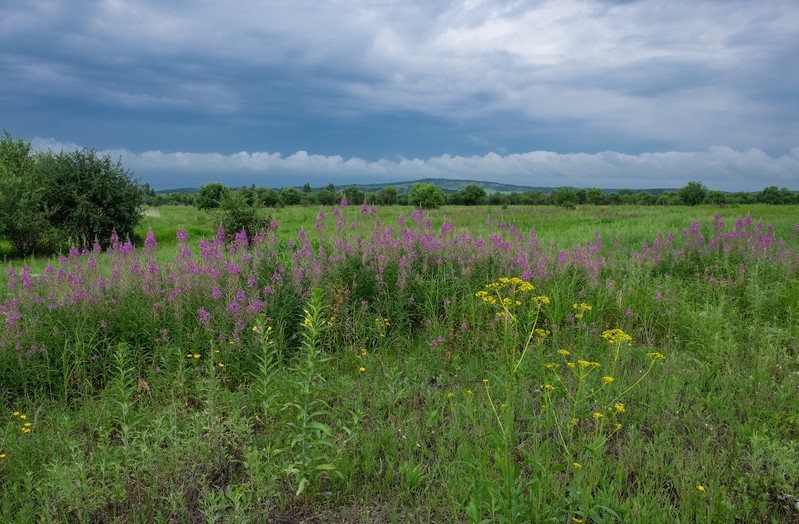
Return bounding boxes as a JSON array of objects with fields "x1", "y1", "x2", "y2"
[{"x1": 2, "y1": 0, "x2": 798, "y2": 191}]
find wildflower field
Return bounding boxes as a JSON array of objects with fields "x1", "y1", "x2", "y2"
[{"x1": 2, "y1": 203, "x2": 799, "y2": 523}]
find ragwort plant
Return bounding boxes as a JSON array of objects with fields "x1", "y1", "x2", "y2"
[
  {"x1": 541, "y1": 318, "x2": 665, "y2": 521},
  {"x1": 469, "y1": 276, "x2": 550, "y2": 524},
  {"x1": 470, "y1": 279, "x2": 666, "y2": 523}
]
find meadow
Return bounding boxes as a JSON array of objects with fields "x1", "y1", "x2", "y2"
[{"x1": 2, "y1": 203, "x2": 799, "y2": 523}]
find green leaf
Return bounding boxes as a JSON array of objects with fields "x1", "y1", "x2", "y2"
[{"x1": 295, "y1": 477, "x2": 309, "y2": 497}]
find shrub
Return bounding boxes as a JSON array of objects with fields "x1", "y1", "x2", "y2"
[
  {"x1": 195, "y1": 182, "x2": 230, "y2": 210},
  {"x1": 35, "y1": 147, "x2": 144, "y2": 247},
  {"x1": 409, "y1": 183, "x2": 445, "y2": 209}
]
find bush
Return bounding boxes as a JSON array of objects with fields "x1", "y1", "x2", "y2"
[
  {"x1": 2, "y1": 133, "x2": 142, "y2": 255},
  {"x1": 36, "y1": 148, "x2": 144, "y2": 247},
  {"x1": 409, "y1": 183, "x2": 445, "y2": 209},
  {"x1": 0, "y1": 131, "x2": 59, "y2": 255},
  {"x1": 195, "y1": 182, "x2": 230, "y2": 210},
  {"x1": 214, "y1": 190, "x2": 271, "y2": 241},
  {"x1": 677, "y1": 181, "x2": 708, "y2": 206}
]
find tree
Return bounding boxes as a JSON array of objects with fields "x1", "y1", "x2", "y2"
[
  {"x1": 0, "y1": 131, "x2": 58, "y2": 255},
  {"x1": 195, "y1": 182, "x2": 229, "y2": 210},
  {"x1": 550, "y1": 187, "x2": 578, "y2": 209},
  {"x1": 677, "y1": 181, "x2": 708, "y2": 206},
  {"x1": 585, "y1": 188, "x2": 605, "y2": 205},
  {"x1": 342, "y1": 186, "x2": 366, "y2": 205},
  {"x1": 757, "y1": 186, "x2": 795, "y2": 205},
  {"x1": 215, "y1": 189, "x2": 269, "y2": 240},
  {"x1": 280, "y1": 187, "x2": 302, "y2": 205},
  {"x1": 375, "y1": 186, "x2": 398, "y2": 206},
  {"x1": 315, "y1": 188, "x2": 338, "y2": 206},
  {"x1": 36, "y1": 148, "x2": 144, "y2": 246},
  {"x1": 254, "y1": 186, "x2": 281, "y2": 207},
  {"x1": 456, "y1": 184, "x2": 487, "y2": 205},
  {"x1": 409, "y1": 183, "x2": 445, "y2": 209}
]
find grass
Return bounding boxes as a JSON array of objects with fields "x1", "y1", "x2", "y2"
[{"x1": 2, "y1": 204, "x2": 799, "y2": 522}]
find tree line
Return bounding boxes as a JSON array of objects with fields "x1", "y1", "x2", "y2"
[{"x1": 146, "y1": 180, "x2": 799, "y2": 210}]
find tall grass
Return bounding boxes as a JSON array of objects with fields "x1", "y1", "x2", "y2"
[{"x1": 2, "y1": 204, "x2": 799, "y2": 522}]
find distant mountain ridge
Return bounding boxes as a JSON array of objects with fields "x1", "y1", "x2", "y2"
[{"x1": 156, "y1": 178, "x2": 675, "y2": 195}]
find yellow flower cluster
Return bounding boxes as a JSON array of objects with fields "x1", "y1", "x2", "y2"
[
  {"x1": 487, "y1": 277, "x2": 535, "y2": 292},
  {"x1": 474, "y1": 290, "x2": 497, "y2": 305},
  {"x1": 572, "y1": 302, "x2": 592, "y2": 319},
  {"x1": 13, "y1": 411, "x2": 32, "y2": 434},
  {"x1": 577, "y1": 360, "x2": 600, "y2": 369},
  {"x1": 601, "y1": 328, "x2": 633, "y2": 345},
  {"x1": 647, "y1": 352, "x2": 666, "y2": 362}
]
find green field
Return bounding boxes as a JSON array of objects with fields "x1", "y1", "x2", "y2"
[{"x1": 2, "y1": 204, "x2": 799, "y2": 522}]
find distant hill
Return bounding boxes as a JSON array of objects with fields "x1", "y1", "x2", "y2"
[{"x1": 156, "y1": 179, "x2": 676, "y2": 195}]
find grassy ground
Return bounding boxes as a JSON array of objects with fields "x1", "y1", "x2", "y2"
[{"x1": 2, "y1": 204, "x2": 799, "y2": 522}]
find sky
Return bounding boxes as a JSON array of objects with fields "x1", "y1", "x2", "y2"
[{"x1": 1, "y1": 0, "x2": 798, "y2": 192}]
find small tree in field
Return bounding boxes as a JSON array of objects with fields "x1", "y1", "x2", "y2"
[
  {"x1": 677, "y1": 181, "x2": 708, "y2": 206},
  {"x1": 196, "y1": 182, "x2": 230, "y2": 210},
  {"x1": 0, "y1": 131, "x2": 59, "y2": 255},
  {"x1": 409, "y1": 183, "x2": 445, "y2": 209},
  {"x1": 36, "y1": 148, "x2": 144, "y2": 247}
]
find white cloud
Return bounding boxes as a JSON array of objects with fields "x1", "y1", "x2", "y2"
[{"x1": 32, "y1": 138, "x2": 797, "y2": 192}]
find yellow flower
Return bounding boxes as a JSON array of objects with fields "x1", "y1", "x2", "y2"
[
  {"x1": 541, "y1": 383, "x2": 555, "y2": 392},
  {"x1": 217, "y1": 363, "x2": 224, "y2": 368},
  {"x1": 447, "y1": 392, "x2": 454, "y2": 399},
  {"x1": 19, "y1": 414, "x2": 26, "y2": 420},
  {"x1": 532, "y1": 295, "x2": 549, "y2": 305},
  {"x1": 573, "y1": 462, "x2": 581, "y2": 469},
  {"x1": 359, "y1": 367, "x2": 366, "y2": 373},
  {"x1": 571, "y1": 418, "x2": 579, "y2": 426},
  {"x1": 544, "y1": 362, "x2": 559, "y2": 371},
  {"x1": 697, "y1": 485, "x2": 706, "y2": 493},
  {"x1": 602, "y1": 328, "x2": 632, "y2": 345},
  {"x1": 614, "y1": 423, "x2": 623, "y2": 431},
  {"x1": 647, "y1": 352, "x2": 666, "y2": 362},
  {"x1": 252, "y1": 325, "x2": 261, "y2": 333},
  {"x1": 558, "y1": 349, "x2": 570, "y2": 357},
  {"x1": 483, "y1": 378, "x2": 489, "y2": 385},
  {"x1": 0, "y1": 453, "x2": 6, "y2": 459},
  {"x1": 593, "y1": 412, "x2": 603, "y2": 420},
  {"x1": 193, "y1": 354, "x2": 201, "y2": 359},
  {"x1": 603, "y1": 376, "x2": 615, "y2": 384},
  {"x1": 567, "y1": 362, "x2": 575, "y2": 369},
  {"x1": 13, "y1": 412, "x2": 19, "y2": 417},
  {"x1": 535, "y1": 328, "x2": 550, "y2": 338},
  {"x1": 577, "y1": 360, "x2": 600, "y2": 369},
  {"x1": 21, "y1": 428, "x2": 31, "y2": 433},
  {"x1": 23, "y1": 422, "x2": 31, "y2": 427},
  {"x1": 466, "y1": 389, "x2": 473, "y2": 395},
  {"x1": 572, "y1": 518, "x2": 583, "y2": 523},
  {"x1": 614, "y1": 403, "x2": 625, "y2": 413}
]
